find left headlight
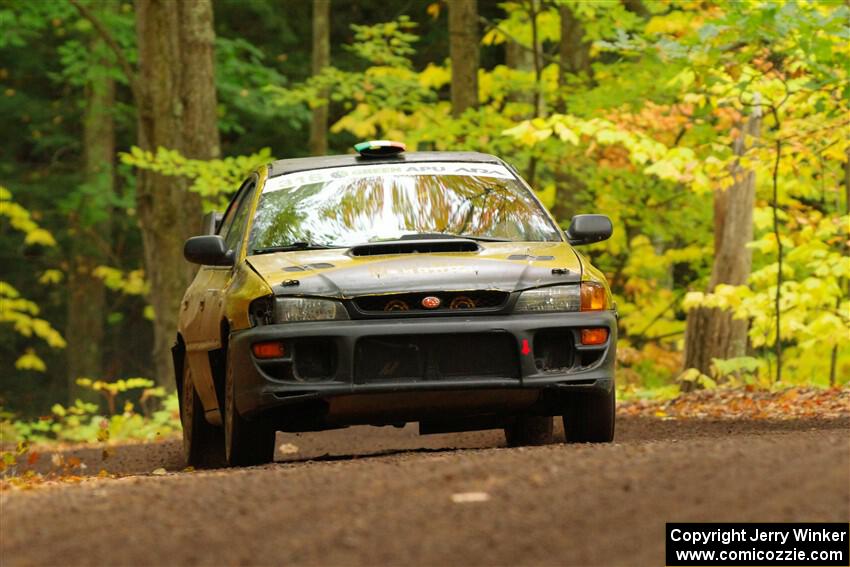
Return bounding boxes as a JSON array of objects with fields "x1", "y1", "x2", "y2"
[{"x1": 274, "y1": 297, "x2": 349, "y2": 322}]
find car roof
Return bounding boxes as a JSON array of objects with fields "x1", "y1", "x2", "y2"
[{"x1": 268, "y1": 151, "x2": 504, "y2": 178}]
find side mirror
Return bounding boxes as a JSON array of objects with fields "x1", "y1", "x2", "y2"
[
  {"x1": 566, "y1": 214, "x2": 613, "y2": 245},
  {"x1": 184, "y1": 235, "x2": 234, "y2": 266}
]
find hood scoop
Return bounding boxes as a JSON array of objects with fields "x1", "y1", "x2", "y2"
[{"x1": 348, "y1": 239, "x2": 480, "y2": 257}]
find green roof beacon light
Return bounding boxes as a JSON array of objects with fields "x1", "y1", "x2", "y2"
[{"x1": 354, "y1": 140, "x2": 406, "y2": 158}]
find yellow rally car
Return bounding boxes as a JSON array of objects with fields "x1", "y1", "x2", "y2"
[{"x1": 177, "y1": 141, "x2": 616, "y2": 467}]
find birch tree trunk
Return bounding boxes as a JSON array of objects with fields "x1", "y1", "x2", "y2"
[
  {"x1": 135, "y1": 0, "x2": 220, "y2": 387},
  {"x1": 682, "y1": 108, "x2": 762, "y2": 384},
  {"x1": 449, "y1": 0, "x2": 479, "y2": 117},
  {"x1": 309, "y1": 0, "x2": 330, "y2": 156}
]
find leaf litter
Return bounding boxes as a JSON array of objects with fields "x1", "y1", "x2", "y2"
[{"x1": 619, "y1": 386, "x2": 850, "y2": 420}]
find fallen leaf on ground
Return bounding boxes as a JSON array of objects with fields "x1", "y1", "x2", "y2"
[
  {"x1": 451, "y1": 492, "x2": 490, "y2": 503},
  {"x1": 619, "y1": 387, "x2": 850, "y2": 420}
]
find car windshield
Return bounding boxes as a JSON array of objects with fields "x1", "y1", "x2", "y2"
[{"x1": 248, "y1": 162, "x2": 561, "y2": 251}]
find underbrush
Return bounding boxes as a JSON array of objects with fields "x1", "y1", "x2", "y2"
[
  {"x1": 615, "y1": 340, "x2": 849, "y2": 402},
  {"x1": 0, "y1": 378, "x2": 180, "y2": 447}
]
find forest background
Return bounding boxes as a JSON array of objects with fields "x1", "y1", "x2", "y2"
[{"x1": 1, "y1": 0, "x2": 848, "y2": 444}]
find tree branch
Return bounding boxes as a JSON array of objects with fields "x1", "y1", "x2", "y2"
[
  {"x1": 68, "y1": 0, "x2": 140, "y2": 104},
  {"x1": 478, "y1": 15, "x2": 565, "y2": 71}
]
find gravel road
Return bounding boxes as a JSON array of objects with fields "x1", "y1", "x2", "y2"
[{"x1": 2, "y1": 416, "x2": 848, "y2": 567}]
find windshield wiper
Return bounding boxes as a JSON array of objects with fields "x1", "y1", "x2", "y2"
[
  {"x1": 252, "y1": 242, "x2": 339, "y2": 255},
  {"x1": 397, "y1": 232, "x2": 510, "y2": 242},
  {"x1": 453, "y1": 234, "x2": 510, "y2": 242}
]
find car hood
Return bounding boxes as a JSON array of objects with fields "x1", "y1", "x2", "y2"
[{"x1": 246, "y1": 241, "x2": 583, "y2": 298}]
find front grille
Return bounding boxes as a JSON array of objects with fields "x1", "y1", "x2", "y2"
[
  {"x1": 352, "y1": 291, "x2": 509, "y2": 315},
  {"x1": 354, "y1": 333, "x2": 519, "y2": 383}
]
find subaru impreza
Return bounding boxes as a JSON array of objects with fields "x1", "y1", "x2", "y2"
[{"x1": 176, "y1": 141, "x2": 616, "y2": 467}]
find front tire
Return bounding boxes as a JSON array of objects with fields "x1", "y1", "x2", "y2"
[
  {"x1": 563, "y1": 388, "x2": 615, "y2": 443},
  {"x1": 224, "y1": 364, "x2": 275, "y2": 467},
  {"x1": 181, "y1": 364, "x2": 226, "y2": 469},
  {"x1": 504, "y1": 416, "x2": 554, "y2": 447}
]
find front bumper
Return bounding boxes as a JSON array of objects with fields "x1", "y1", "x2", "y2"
[{"x1": 229, "y1": 311, "x2": 617, "y2": 421}]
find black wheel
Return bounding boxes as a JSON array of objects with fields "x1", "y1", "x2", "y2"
[
  {"x1": 181, "y1": 364, "x2": 226, "y2": 468},
  {"x1": 224, "y1": 364, "x2": 275, "y2": 467},
  {"x1": 563, "y1": 388, "x2": 615, "y2": 443},
  {"x1": 504, "y1": 416, "x2": 554, "y2": 447}
]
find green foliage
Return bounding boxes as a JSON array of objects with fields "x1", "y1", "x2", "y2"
[
  {"x1": 215, "y1": 36, "x2": 304, "y2": 135},
  {"x1": 347, "y1": 16, "x2": 420, "y2": 68},
  {"x1": 2, "y1": 379, "x2": 179, "y2": 444},
  {"x1": 120, "y1": 146, "x2": 274, "y2": 206},
  {"x1": 265, "y1": 16, "x2": 434, "y2": 116}
]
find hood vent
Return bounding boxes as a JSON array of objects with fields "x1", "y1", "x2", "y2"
[{"x1": 348, "y1": 239, "x2": 480, "y2": 257}]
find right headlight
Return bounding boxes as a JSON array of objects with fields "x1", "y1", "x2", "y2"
[
  {"x1": 514, "y1": 282, "x2": 609, "y2": 313},
  {"x1": 275, "y1": 297, "x2": 349, "y2": 322}
]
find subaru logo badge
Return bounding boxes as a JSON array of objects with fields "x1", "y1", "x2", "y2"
[{"x1": 421, "y1": 296, "x2": 441, "y2": 309}]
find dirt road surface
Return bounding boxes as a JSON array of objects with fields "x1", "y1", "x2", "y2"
[{"x1": 2, "y1": 417, "x2": 848, "y2": 566}]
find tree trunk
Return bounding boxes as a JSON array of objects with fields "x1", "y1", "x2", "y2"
[
  {"x1": 682, "y1": 109, "x2": 762, "y2": 384},
  {"x1": 66, "y1": 33, "x2": 114, "y2": 401},
  {"x1": 831, "y1": 148, "x2": 850, "y2": 386},
  {"x1": 558, "y1": 4, "x2": 592, "y2": 90},
  {"x1": 505, "y1": 39, "x2": 533, "y2": 75},
  {"x1": 309, "y1": 0, "x2": 330, "y2": 156},
  {"x1": 505, "y1": 38, "x2": 535, "y2": 108},
  {"x1": 550, "y1": 4, "x2": 593, "y2": 225},
  {"x1": 621, "y1": 0, "x2": 650, "y2": 18},
  {"x1": 135, "y1": 0, "x2": 220, "y2": 387},
  {"x1": 449, "y1": 0, "x2": 479, "y2": 117}
]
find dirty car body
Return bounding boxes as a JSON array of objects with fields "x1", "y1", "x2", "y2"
[{"x1": 176, "y1": 148, "x2": 617, "y2": 467}]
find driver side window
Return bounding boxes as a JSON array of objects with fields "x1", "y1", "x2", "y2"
[
  {"x1": 217, "y1": 179, "x2": 251, "y2": 238},
  {"x1": 217, "y1": 178, "x2": 254, "y2": 242},
  {"x1": 221, "y1": 179, "x2": 257, "y2": 254}
]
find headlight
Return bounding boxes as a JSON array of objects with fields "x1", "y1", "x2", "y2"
[
  {"x1": 515, "y1": 285, "x2": 580, "y2": 312},
  {"x1": 274, "y1": 297, "x2": 349, "y2": 322},
  {"x1": 515, "y1": 282, "x2": 609, "y2": 313}
]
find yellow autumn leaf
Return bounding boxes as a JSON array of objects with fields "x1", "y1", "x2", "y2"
[
  {"x1": 15, "y1": 350, "x2": 46, "y2": 372},
  {"x1": 38, "y1": 270, "x2": 63, "y2": 285}
]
